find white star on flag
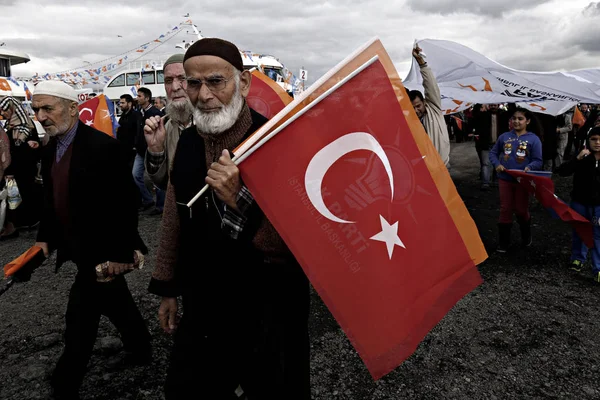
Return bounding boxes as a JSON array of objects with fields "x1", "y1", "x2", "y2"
[
  {"x1": 85, "y1": 120, "x2": 93, "y2": 126},
  {"x1": 370, "y1": 215, "x2": 405, "y2": 259}
]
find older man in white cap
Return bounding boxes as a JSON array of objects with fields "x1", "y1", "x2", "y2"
[{"x1": 31, "y1": 80, "x2": 151, "y2": 400}]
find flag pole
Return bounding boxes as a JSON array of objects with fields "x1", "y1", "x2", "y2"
[{"x1": 186, "y1": 55, "x2": 380, "y2": 208}]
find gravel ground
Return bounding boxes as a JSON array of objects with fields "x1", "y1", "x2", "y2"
[{"x1": 1, "y1": 141, "x2": 600, "y2": 400}]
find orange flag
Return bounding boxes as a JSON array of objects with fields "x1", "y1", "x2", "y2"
[
  {"x1": 3, "y1": 246, "x2": 45, "y2": 279},
  {"x1": 0, "y1": 78, "x2": 12, "y2": 93},
  {"x1": 573, "y1": 106, "x2": 586, "y2": 127}
]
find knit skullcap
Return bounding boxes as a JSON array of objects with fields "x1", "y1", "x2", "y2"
[
  {"x1": 183, "y1": 38, "x2": 243, "y2": 72},
  {"x1": 163, "y1": 53, "x2": 185, "y2": 69}
]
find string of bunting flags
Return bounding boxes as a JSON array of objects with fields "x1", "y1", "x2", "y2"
[{"x1": 29, "y1": 19, "x2": 194, "y2": 86}]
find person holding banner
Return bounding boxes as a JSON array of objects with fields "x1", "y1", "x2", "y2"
[
  {"x1": 489, "y1": 108, "x2": 543, "y2": 253},
  {"x1": 556, "y1": 127, "x2": 600, "y2": 282},
  {"x1": 148, "y1": 38, "x2": 310, "y2": 400},
  {"x1": 408, "y1": 46, "x2": 450, "y2": 166}
]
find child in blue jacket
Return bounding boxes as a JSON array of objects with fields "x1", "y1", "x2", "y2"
[{"x1": 489, "y1": 108, "x2": 543, "y2": 252}]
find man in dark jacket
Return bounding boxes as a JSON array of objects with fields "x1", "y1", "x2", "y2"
[
  {"x1": 134, "y1": 87, "x2": 162, "y2": 211},
  {"x1": 32, "y1": 81, "x2": 151, "y2": 400},
  {"x1": 116, "y1": 94, "x2": 139, "y2": 169},
  {"x1": 147, "y1": 38, "x2": 310, "y2": 400},
  {"x1": 473, "y1": 104, "x2": 509, "y2": 189}
]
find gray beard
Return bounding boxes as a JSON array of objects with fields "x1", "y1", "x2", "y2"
[
  {"x1": 166, "y1": 99, "x2": 193, "y2": 125},
  {"x1": 193, "y1": 91, "x2": 244, "y2": 136}
]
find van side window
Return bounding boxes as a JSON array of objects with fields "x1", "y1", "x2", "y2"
[
  {"x1": 108, "y1": 74, "x2": 125, "y2": 87},
  {"x1": 142, "y1": 71, "x2": 155, "y2": 85},
  {"x1": 126, "y1": 73, "x2": 140, "y2": 86}
]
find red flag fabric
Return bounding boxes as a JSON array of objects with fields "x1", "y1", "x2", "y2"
[
  {"x1": 452, "y1": 116, "x2": 463, "y2": 131},
  {"x1": 240, "y1": 57, "x2": 484, "y2": 379},
  {"x1": 247, "y1": 70, "x2": 292, "y2": 119},
  {"x1": 78, "y1": 94, "x2": 115, "y2": 137},
  {"x1": 507, "y1": 170, "x2": 593, "y2": 247}
]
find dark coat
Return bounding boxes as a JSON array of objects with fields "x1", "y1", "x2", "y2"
[
  {"x1": 116, "y1": 109, "x2": 141, "y2": 155},
  {"x1": 472, "y1": 109, "x2": 510, "y2": 151},
  {"x1": 37, "y1": 121, "x2": 146, "y2": 270},
  {"x1": 135, "y1": 106, "x2": 162, "y2": 156},
  {"x1": 4, "y1": 123, "x2": 40, "y2": 180},
  {"x1": 556, "y1": 154, "x2": 600, "y2": 206}
]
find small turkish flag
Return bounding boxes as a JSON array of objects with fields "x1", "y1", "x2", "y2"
[
  {"x1": 241, "y1": 57, "x2": 484, "y2": 379},
  {"x1": 79, "y1": 96, "x2": 100, "y2": 127},
  {"x1": 78, "y1": 95, "x2": 115, "y2": 137},
  {"x1": 507, "y1": 170, "x2": 593, "y2": 247},
  {"x1": 247, "y1": 70, "x2": 292, "y2": 119}
]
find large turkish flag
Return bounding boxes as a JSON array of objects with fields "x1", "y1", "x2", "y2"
[{"x1": 241, "y1": 58, "x2": 484, "y2": 379}]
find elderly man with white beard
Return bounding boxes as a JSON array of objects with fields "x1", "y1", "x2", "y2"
[
  {"x1": 144, "y1": 54, "x2": 194, "y2": 190},
  {"x1": 147, "y1": 38, "x2": 311, "y2": 400}
]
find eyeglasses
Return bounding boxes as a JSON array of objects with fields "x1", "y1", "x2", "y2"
[{"x1": 185, "y1": 76, "x2": 232, "y2": 92}]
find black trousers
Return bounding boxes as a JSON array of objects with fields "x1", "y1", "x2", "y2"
[
  {"x1": 51, "y1": 271, "x2": 151, "y2": 397},
  {"x1": 164, "y1": 261, "x2": 311, "y2": 400}
]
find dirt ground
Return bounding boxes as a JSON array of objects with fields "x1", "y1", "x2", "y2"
[{"x1": 1, "y1": 141, "x2": 600, "y2": 400}]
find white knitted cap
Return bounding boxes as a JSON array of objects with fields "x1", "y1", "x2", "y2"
[{"x1": 33, "y1": 80, "x2": 78, "y2": 103}]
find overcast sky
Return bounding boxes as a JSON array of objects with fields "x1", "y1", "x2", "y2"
[{"x1": 2, "y1": 0, "x2": 600, "y2": 87}]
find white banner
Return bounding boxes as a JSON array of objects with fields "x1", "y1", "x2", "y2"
[{"x1": 403, "y1": 39, "x2": 600, "y2": 116}]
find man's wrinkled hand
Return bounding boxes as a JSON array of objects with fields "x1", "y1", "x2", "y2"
[
  {"x1": 107, "y1": 261, "x2": 132, "y2": 276},
  {"x1": 496, "y1": 165, "x2": 506, "y2": 173},
  {"x1": 158, "y1": 297, "x2": 178, "y2": 334},
  {"x1": 144, "y1": 116, "x2": 166, "y2": 153},
  {"x1": 206, "y1": 149, "x2": 241, "y2": 211},
  {"x1": 412, "y1": 46, "x2": 426, "y2": 66}
]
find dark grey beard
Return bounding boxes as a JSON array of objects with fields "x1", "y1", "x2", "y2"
[{"x1": 166, "y1": 99, "x2": 193, "y2": 124}]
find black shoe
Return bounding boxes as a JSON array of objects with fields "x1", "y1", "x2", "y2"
[
  {"x1": 144, "y1": 208, "x2": 163, "y2": 216},
  {"x1": 570, "y1": 260, "x2": 585, "y2": 272},
  {"x1": 517, "y1": 217, "x2": 532, "y2": 247},
  {"x1": 0, "y1": 229, "x2": 19, "y2": 241},
  {"x1": 15, "y1": 220, "x2": 40, "y2": 230},
  {"x1": 497, "y1": 223, "x2": 512, "y2": 253},
  {"x1": 123, "y1": 351, "x2": 153, "y2": 366},
  {"x1": 50, "y1": 388, "x2": 80, "y2": 400},
  {"x1": 139, "y1": 202, "x2": 154, "y2": 212}
]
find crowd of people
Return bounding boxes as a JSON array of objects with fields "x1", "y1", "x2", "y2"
[
  {"x1": 406, "y1": 46, "x2": 600, "y2": 285},
  {"x1": 1, "y1": 38, "x2": 600, "y2": 400}
]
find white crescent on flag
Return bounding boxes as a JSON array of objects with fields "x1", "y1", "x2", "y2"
[
  {"x1": 80, "y1": 107, "x2": 94, "y2": 126},
  {"x1": 304, "y1": 132, "x2": 394, "y2": 224}
]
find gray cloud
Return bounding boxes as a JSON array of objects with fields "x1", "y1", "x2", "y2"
[
  {"x1": 2, "y1": 0, "x2": 597, "y2": 87},
  {"x1": 562, "y1": 2, "x2": 600, "y2": 55},
  {"x1": 406, "y1": 0, "x2": 551, "y2": 17},
  {"x1": 583, "y1": 2, "x2": 600, "y2": 15}
]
